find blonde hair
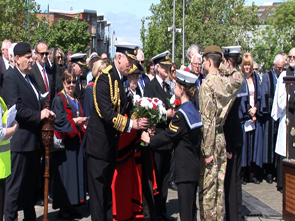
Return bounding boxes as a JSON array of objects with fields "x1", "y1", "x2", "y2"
[
  {"x1": 241, "y1": 54, "x2": 253, "y2": 74},
  {"x1": 92, "y1": 60, "x2": 108, "y2": 79}
]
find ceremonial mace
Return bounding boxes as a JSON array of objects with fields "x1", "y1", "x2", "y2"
[{"x1": 41, "y1": 100, "x2": 55, "y2": 221}]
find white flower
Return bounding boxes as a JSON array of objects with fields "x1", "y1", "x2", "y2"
[
  {"x1": 140, "y1": 97, "x2": 150, "y2": 109},
  {"x1": 170, "y1": 94, "x2": 176, "y2": 108},
  {"x1": 133, "y1": 94, "x2": 141, "y2": 106}
]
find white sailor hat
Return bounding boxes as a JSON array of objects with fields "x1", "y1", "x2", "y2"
[
  {"x1": 89, "y1": 52, "x2": 101, "y2": 69},
  {"x1": 176, "y1": 69, "x2": 198, "y2": 87},
  {"x1": 222, "y1": 46, "x2": 241, "y2": 57},
  {"x1": 115, "y1": 42, "x2": 139, "y2": 60},
  {"x1": 151, "y1": 51, "x2": 172, "y2": 65},
  {"x1": 70, "y1": 53, "x2": 87, "y2": 65}
]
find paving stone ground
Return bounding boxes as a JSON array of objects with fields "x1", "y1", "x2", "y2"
[{"x1": 17, "y1": 180, "x2": 283, "y2": 221}]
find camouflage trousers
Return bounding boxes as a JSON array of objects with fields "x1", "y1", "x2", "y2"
[{"x1": 199, "y1": 132, "x2": 227, "y2": 221}]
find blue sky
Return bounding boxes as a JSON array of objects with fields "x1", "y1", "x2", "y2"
[{"x1": 35, "y1": 0, "x2": 270, "y2": 53}]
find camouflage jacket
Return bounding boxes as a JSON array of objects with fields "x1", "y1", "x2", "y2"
[{"x1": 199, "y1": 67, "x2": 243, "y2": 156}]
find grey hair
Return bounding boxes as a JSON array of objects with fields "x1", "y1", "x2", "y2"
[
  {"x1": 114, "y1": 52, "x2": 121, "y2": 60},
  {"x1": 273, "y1": 54, "x2": 285, "y2": 64},
  {"x1": 8, "y1": 43, "x2": 17, "y2": 59},
  {"x1": 186, "y1": 44, "x2": 199, "y2": 59},
  {"x1": 191, "y1": 53, "x2": 202, "y2": 63},
  {"x1": 137, "y1": 48, "x2": 144, "y2": 60},
  {"x1": 1, "y1": 39, "x2": 11, "y2": 50},
  {"x1": 154, "y1": 63, "x2": 160, "y2": 74}
]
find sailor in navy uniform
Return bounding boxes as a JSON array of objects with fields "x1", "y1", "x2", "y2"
[{"x1": 142, "y1": 70, "x2": 202, "y2": 221}]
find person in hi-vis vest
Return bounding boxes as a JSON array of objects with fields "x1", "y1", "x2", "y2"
[{"x1": 0, "y1": 97, "x2": 19, "y2": 221}]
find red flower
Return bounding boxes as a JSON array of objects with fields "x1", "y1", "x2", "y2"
[
  {"x1": 138, "y1": 100, "x2": 142, "y2": 105},
  {"x1": 174, "y1": 99, "x2": 181, "y2": 106},
  {"x1": 148, "y1": 98, "x2": 152, "y2": 102},
  {"x1": 154, "y1": 98, "x2": 159, "y2": 103},
  {"x1": 153, "y1": 103, "x2": 157, "y2": 109}
]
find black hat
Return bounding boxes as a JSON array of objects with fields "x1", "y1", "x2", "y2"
[
  {"x1": 70, "y1": 53, "x2": 87, "y2": 65},
  {"x1": 222, "y1": 46, "x2": 241, "y2": 57},
  {"x1": 129, "y1": 60, "x2": 144, "y2": 75},
  {"x1": 203, "y1": 45, "x2": 222, "y2": 57},
  {"x1": 115, "y1": 42, "x2": 139, "y2": 60},
  {"x1": 152, "y1": 51, "x2": 172, "y2": 65},
  {"x1": 14, "y1": 42, "x2": 31, "y2": 56}
]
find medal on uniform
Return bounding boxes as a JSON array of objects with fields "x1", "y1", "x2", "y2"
[
  {"x1": 291, "y1": 127, "x2": 295, "y2": 136},
  {"x1": 77, "y1": 110, "x2": 80, "y2": 117}
]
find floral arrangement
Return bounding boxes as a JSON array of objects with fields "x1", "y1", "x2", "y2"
[
  {"x1": 133, "y1": 97, "x2": 167, "y2": 128},
  {"x1": 168, "y1": 94, "x2": 181, "y2": 109}
]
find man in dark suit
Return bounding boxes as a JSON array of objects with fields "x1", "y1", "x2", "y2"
[
  {"x1": 144, "y1": 51, "x2": 175, "y2": 221},
  {"x1": 2, "y1": 42, "x2": 54, "y2": 221},
  {"x1": 71, "y1": 53, "x2": 87, "y2": 107},
  {"x1": 84, "y1": 42, "x2": 149, "y2": 221},
  {"x1": 29, "y1": 40, "x2": 55, "y2": 107},
  {"x1": 0, "y1": 40, "x2": 12, "y2": 94}
]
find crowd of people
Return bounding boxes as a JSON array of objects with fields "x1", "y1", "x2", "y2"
[{"x1": 0, "y1": 38, "x2": 291, "y2": 221}]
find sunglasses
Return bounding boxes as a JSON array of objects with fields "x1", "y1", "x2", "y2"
[
  {"x1": 66, "y1": 80, "x2": 77, "y2": 85},
  {"x1": 57, "y1": 56, "x2": 63, "y2": 60},
  {"x1": 37, "y1": 51, "x2": 49, "y2": 56},
  {"x1": 253, "y1": 68, "x2": 258, "y2": 71}
]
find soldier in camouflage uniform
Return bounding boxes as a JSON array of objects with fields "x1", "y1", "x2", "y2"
[{"x1": 198, "y1": 45, "x2": 243, "y2": 221}]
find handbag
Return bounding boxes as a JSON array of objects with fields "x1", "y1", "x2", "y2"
[{"x1": 50, "y1": 133, "x2": 65, "y2": 152}]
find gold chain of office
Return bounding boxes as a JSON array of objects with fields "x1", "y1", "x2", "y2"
[{"x1": 93, "y1": 65, "x2": 121, "y2": 118}]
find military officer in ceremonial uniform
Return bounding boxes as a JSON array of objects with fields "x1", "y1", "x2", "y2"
[
  {"x1": 144, "y1": 51, "x2": 175, "y2": 221},
  {"x1": 84, "y1": 42, "x2": 149, "y2": 221},
  {"x1": 198, "y1": 45, "x2": 243, "y2": 221}
]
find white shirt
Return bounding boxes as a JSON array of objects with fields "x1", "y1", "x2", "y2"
[
  {"x1": 16, "y1": 66, "x2": 39, "y2": 100},
  {"x1": 271, "y1": 70, "x2": 286, "y2": 157},
  {"x1": 2, "y1": 56, "x2": 9, "y2": 70},
  {"x1": 36, "y1": 61, "x2": 50, "y2": 89}
]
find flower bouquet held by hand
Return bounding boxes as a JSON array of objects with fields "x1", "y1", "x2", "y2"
[
  {"x1": 168, "y1": 94, "x2": 181, "y2": 109},
  {"x1": 133, "y1": 97, "x2": 167, "y2": 146}
]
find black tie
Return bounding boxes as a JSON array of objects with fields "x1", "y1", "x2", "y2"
[{"x1": 162, "y1": 82, "x2": 167, "y2": 92}]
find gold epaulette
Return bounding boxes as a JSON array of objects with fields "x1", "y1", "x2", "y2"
[
  {"x1": 112, "y1": 114, "x2": 128, "y2": 132},
  {"x1": 93, "y1": 65, "x2": 121, "y2": 119},
  {"x1": 102, "y1": 65, "x2": 113, "y2": 74}
]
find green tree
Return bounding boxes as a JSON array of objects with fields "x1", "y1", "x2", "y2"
[
  {"x1": 141, "y1": 0, "x2": 259, "y2": 66},
  {"x1": 0, "y1": 0, "x2": 40, "y2": 42},
  {"x1": 31, "y1": 17, "x2": 91, "y2": 52},
  {"x1": 251, "y1": 0, "x2": 295, "y2": 71}
]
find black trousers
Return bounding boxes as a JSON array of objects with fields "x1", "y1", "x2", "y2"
[
  {"x1": 153, "y1": 149, "x2": 172, "y2": 215},
  {"x1": 0, "y1": 178, "x2": 5, "y2": 221},
  {"x1": 276, "y1": 154, "x2": 284, "y2": 189},
  {"x1": 224, "y1": 146, "x2": 242, "y2": 221},
  {"x1": 168, "y1": 149, "x2": 176, "y2": 183},
  {"x1": 177, "y1": 181, "x2": 198, "y2": 221},
  {"x1": 87, "y1": 154, "x2": 115, "y2": 221},
  {"x1": 5, "y1": 151, "x2": 40, "y2": 221}
]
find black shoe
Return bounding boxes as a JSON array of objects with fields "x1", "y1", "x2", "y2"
[
  {"x1": 151, "y1": 216, "x2": 163, "y2": 221},
  {"x1": 242, "y1": 177, "x2": 247, "y2": 185},
  {"x1": 58, "y1": 210, "x2": 75, "y2": 220},
  {"x1": 251, "y1": 177, "x2": 260, "y2": 184},
  {"x1": 266, "y1": 174, "x2": 273, "y2": 184},
  {"x1": 160, "y1": 213, "x2": 174, "y2": 221},
  {"x1": 36, "y1": 199, "x2": 44, "y2": 206},
  {"x1": 168, "y1": 181, "x2": 178, "y2": 191},
  {"x1": 277, "y1": 187, "x2": 283, "y2": 193},
  {"x1": 48, "y1": 195, "x2": 53, "y2": 204}
]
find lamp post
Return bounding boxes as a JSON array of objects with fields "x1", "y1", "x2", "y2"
[
  {"x1": 27, "y1": 0, "x2": 30, "y2": 44},
  {"x1": 112, "y1": 31, "x2": 116, "y2": 58},
  {"x1": 182, "y1": 0, "x2": 185, "y2": 65},
  {"x1": 172, "y1": 0, "x2": 176, "y2": 63}
]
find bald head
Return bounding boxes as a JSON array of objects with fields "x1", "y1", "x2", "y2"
[
  {"x1": 2, "y1": 39, "x2": 11, "y2": 60},
  {"x1": 288, "y1": 48, "x2": 295, "y2": 69}
]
